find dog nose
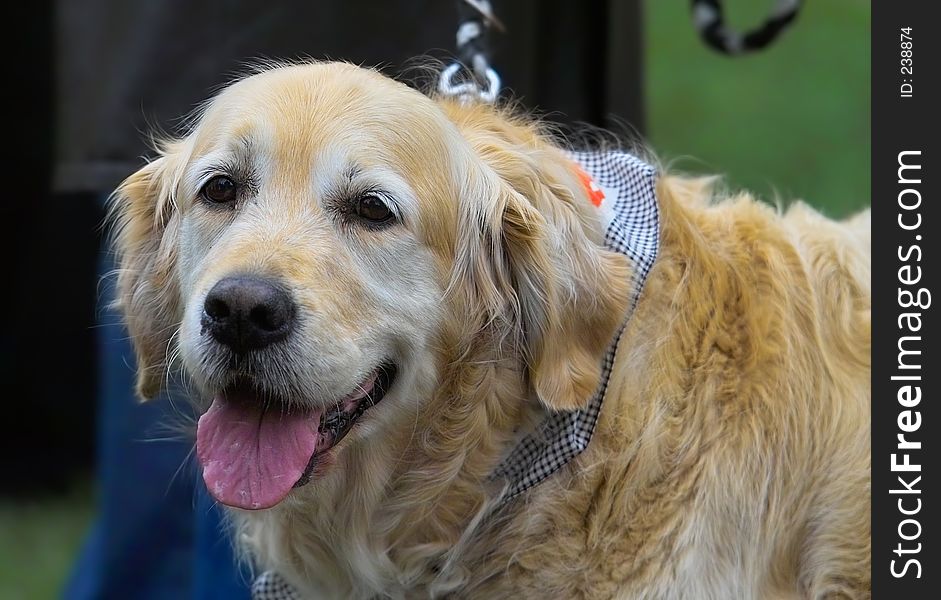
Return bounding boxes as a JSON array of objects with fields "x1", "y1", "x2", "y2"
[{"x1": 202, "y1": 276, "x2": 295, "y2": 353}]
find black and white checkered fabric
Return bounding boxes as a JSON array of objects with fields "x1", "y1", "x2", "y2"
[
  {"x1": 252, "y1": 570, "x2": 302, "y2": 600},
  {"x1": 572, "y1": 150, "x2": 659, "y2": 307},
  {"x1": 490, "y1": 150, "x2": 660, "y2": 503},
  {"x1": 251, "y1": 151, "x2": 660, "y2": 600}
]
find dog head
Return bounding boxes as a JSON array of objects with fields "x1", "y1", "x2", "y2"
[{"x1": 112, "y1": 62, "x2": 631, "y2": 510}]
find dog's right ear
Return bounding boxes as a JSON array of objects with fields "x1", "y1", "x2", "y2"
[{"x1": 110, "y1": 142, "x2": 185, "y2": 401}]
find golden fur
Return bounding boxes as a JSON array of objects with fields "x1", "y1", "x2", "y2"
[{"x1": 112, "y1": 62, "x2": 871, "y2": 598}]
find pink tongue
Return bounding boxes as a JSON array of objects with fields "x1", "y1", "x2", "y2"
[{"x1": 197, "y1": 395, "x2": 322, "y2": 510}]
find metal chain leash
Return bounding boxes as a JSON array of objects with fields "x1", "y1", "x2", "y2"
[
  {"x1": 438, "y1": 0, "x2": 504, "y2": 103},
  {"x1": 691, "y1": 0, "x2": 803, "y2": 55}
]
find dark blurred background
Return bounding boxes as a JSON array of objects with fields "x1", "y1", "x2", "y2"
[{"x1": 3, "y1": 1, "x2": 869, "y2": 598}]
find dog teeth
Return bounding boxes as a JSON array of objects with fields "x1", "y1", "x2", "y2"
[
  {"x1": 322, "y1": 413, "x2": 343, "y2": 432},
  {"x1": 331, "y1": 414, "x2": 350, "y2": 431},
  {"x1": 320, "y1": 397, "x2": 374, "y2": 439}
]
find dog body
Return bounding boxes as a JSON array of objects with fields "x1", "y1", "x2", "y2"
[{"x1": 113, "y1": 63, "x2": 871, "y2": 599}]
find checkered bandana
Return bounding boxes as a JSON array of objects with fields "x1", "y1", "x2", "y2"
[
  {"x1": 251, "y1": 150, "x2": 660, "y2": 600},
  {"x1": 252, "y1": 571, "x2": 303, "y2": 600},
  {"x1": 489, "y1": 150, "x2": 659, "y2": 502}
]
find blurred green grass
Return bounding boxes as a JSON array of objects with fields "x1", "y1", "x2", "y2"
[
  {"x1": 1, "y1": 3, "x2": 870, "y2": 599},
  {"x1": 647, "y1": 0, "x2": 871, "y2": 217},
  {"x1": 0, "y1": 486, "x2": 93, "y2": 600}
]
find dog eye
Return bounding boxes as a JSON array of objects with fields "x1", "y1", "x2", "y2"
[
  {"x1": 355, "y1": 194, "x2": 394, "y2": 224},
  {"x1": 201, "y1": 175, "x2": 237, "y2": 204}
]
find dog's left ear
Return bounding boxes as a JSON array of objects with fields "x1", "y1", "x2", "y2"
[{"x1": 452, "y1": 123, "x2": 633, "y2": 411}]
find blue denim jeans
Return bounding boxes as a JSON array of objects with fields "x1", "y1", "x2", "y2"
[{"x1": 64, "y1": 236, "x2": 250, "y2": 600}]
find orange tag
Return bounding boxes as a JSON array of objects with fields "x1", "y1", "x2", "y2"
[{"x1": 575, "y1": 166, "x2": 605, "y2": 207}]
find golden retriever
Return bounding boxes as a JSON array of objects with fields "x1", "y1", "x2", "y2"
[{"x1": 112, "y1": 62, "x2": 871, "y2": 598}]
